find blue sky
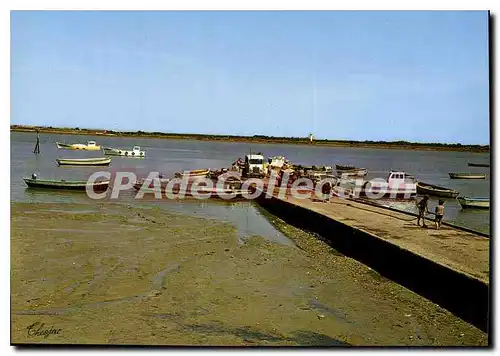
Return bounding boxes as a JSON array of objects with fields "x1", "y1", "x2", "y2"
[{"x1": 11, "y1": 11, "x2": 489, "y2": 144}]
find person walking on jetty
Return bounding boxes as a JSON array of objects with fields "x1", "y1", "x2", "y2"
[
  {"x1": 416, "y1": 195, "x2": 430, "y2": 228},
  {"x1": 435, "y1": 199, "x2": 445, "y2": 230}
]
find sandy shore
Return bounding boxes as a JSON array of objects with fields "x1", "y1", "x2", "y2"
[{"x1": 11, "y1": 202, "x2": 488, "y2": 346}]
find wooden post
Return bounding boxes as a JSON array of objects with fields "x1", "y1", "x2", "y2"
[{"x1": 33, "y1": 130, "x2": 40, "y2": 154}]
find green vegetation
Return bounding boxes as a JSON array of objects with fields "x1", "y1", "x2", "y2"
[{"x1": 10, "y1": 125, "x2": 489, "y2": 153}]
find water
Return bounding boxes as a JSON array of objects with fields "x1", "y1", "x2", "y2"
[{"x1": 11, "y1": 131, "x2": 490, "y2": 233}]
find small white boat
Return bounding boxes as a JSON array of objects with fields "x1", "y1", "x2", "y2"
[
  {"x1": 56, "y1": 141, "x2": 101, "y2": 150},
  {"x1": 457, "y1": 196, "x2": 490, "y2": 209},
  {"x1": 103, "y1": 146, "x2": 145, "y2": 157}
]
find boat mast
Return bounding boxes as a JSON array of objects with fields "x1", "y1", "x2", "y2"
[{"x1": 311, "y1": 47, "x2": 317, "y2": 141}]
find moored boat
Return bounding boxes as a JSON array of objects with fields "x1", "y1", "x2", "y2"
[
  {"x1": 449, "y1": 172, "x2": 487, "y2": 179},
  {"x1": 175, "y1": 169, "x2": 210, "y2": 179},
  {"x1": 336, "y1": 164, "x2": 355, "y2": 170},
  {"x1": 416, "y1": 181, "x2": 459, "y2": 198},
  {"x1": 358, "y1": 171, "x2": 417, "y2": 199},
  {"x1": 56, "y1": 141, "x2": 101, "y2": 150},
  {"x1": 468, "y1": 163, "x2": 490, "y2": 168},
  {"x1": 56, "y1": 157, "x2": 112, "y2": 166},
  {"x1": 336, "y1": 167, "x2": 368, "y2": 178},
  {"x1": 103, "y1": 146, "x2": 145, "y2": 157},
  {"x1": 23, "y1": 175, "x2": 110, "y2": 191},
  {"x1": 457, "y1": 196, "x2": 490, "y2": 209}
]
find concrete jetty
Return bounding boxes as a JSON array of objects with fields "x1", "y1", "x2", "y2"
[{"x1": 256, "y1": 191, "x2": 490, "y2": 332}]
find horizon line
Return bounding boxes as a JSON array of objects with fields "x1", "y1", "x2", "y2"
[{"x1": 10, "y1": 124, "x2": 490, "y2": 147}]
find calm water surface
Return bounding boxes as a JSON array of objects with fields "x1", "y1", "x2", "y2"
[{"x1": 11, "y1": 132, "x2": 490, "y2": 234}]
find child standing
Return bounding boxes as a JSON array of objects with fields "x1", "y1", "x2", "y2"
[{"x1": 435, "y1": 200, "x2": 445, "y2": 230}]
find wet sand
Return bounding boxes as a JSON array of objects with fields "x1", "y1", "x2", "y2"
[{"x1": 11, "y1": 202, "x2": 488, "y2": 346}]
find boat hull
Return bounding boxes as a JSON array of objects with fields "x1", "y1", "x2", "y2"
[
  {"x1": 468, "y1": 163, "x2": 490, "y2": 168},
  {"x1": 358, "y1": 188, "x2": 417, "y2": 199},
  {"x1": 24, "y1": 178, "x2": 109, "y2": 191},
  {"x1": 457, "y1": 197, "x2": 490, "y2": 209},
  {"x1": 357, "y1": 181, "x2": 417, "y2": 199},
  {"x1": 336, "y1": 164, "x2": 355, "y2": 170},
  {"x1": 178, "y1": 169, "x2": 210, "y2": 178},
  {"x1": 56, "y1": 158, "x2": 111, "y2": 166},
  {"x1": 133, "y1": 181, "x2": 244, "y2": 199},
  {"x1": 416, "y1": 182, "x2": 459, "y2": 198},
  {"x1": 449, "y1": 173, "x2": 487, "y2": 179}
]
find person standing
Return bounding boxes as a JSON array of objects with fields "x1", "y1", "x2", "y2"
[
  {"x1": 435, "y1": 200, "x2": 445, "y2": 230},
  {"x1": 33, "y1": 130, "x2": 40, "y2": 154},
  {"x1": 416, "y1": 195, "x2": 430, "y2": 228}
]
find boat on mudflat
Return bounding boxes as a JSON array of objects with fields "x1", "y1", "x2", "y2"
[
  {"x1": 468, "y1": 163, "x2": 490, "y2": 168},
  {"x1": 56, "y1": 157, "x2": 111, "y2": 166},
  {"x1": 103, "y1": 146, "x2": 145, "y2": 157},
  {"x1": 56, "y1": 141, "x2": 101, "y2": 150},
  {"x1": 23, "y1": 175, "x2": 110, "y2": 191},
  {"x1": 449, "y1": 172, "x2": 487, "y2": 179},
  {"x1": 457, "y1": 196, "x2": 490, "y2": 209},
  {"x1": 416, "y1": 181, "x2": 459, "y2": 198}
]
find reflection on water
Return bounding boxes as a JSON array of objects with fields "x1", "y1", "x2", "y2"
[{"x1": 11, "y1": 131, "x2": 490, "y2": 234}]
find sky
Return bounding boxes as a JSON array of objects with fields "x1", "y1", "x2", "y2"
[{"x1": 10, "y1": 11, "x2": 489, "y2": 144}]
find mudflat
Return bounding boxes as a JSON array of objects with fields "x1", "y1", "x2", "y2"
[{"x1": 11, "y1": 202, "x2": 488, "y2": 346}]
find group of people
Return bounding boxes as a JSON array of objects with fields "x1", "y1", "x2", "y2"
[{"x1": 416, "y1": 195, "x2": 445, "y2": 230}]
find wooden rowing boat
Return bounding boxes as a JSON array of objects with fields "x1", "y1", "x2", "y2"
[
  {"x1": 56, "y1": 157, "x2": 112, "y2": 166},
  {"x1": 23, "y1": 177, "x2": 110, "y2": 191},
  {"x1": 457, "y1": 196, "x2": 490, "y2": 209},
  {"x1": 56, "y1": 141, "x2": 101, "y2": 150},
  {"x1": 449, "y1": 172, "x2": 487, "y2": 179},
  {"x1": 416, "y1": 181, "x2": 459, "y2": 198},
  {"x1": 468, "y1": 163, "x2": 490, "y2": 168}
]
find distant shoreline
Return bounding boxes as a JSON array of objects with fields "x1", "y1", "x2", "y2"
[{"x1": 10, "y1": 125, "x2": 490, "y2": 153}]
